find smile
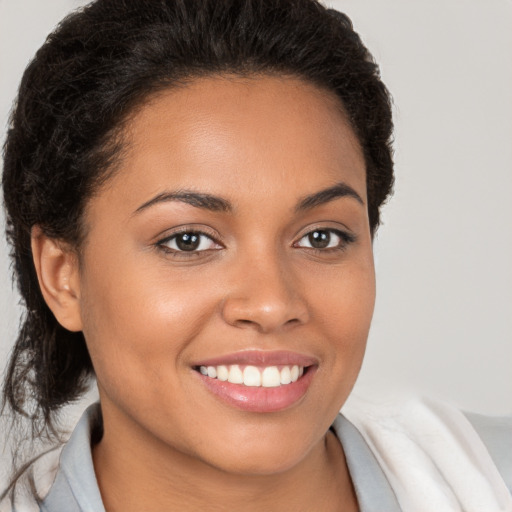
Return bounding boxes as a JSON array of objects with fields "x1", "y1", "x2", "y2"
[
  {"x1": 198, "y1": 364, "x2": 305, "y2": 387},
  {"x1": 193, "y1": 351, "x2": 317, "y2": 413}
]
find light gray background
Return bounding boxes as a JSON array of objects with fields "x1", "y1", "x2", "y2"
[{"x1": 0, "y1": 0, "x2": 510, "y2": 457}]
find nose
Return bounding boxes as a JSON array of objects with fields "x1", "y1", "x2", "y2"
[{"x1": 221, "y1": 255, "x2": 310, "y2": 333}]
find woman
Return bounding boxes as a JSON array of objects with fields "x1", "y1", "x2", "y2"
[{"x1": 1, "y1": 1, "x2": 510, "y2": 510}]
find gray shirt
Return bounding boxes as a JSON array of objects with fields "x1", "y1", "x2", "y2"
[{"x1": 39, "y1": 403, "x2": 512, "y2": 512}]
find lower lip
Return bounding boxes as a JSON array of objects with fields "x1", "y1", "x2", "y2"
[{"x1": 195, "y1": 367, "x2": 317, "y2": 413}]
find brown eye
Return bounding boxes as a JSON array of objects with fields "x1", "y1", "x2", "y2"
[
  {"x1": 158, "y1": 231, "x2": 221, "y2": 253},
  {"x1": 294, "y1": 228, "x2": 355, "y2": 251},
  {"x1": 308, "y1": 230, "x2": 331, "y2": 249},
  {"x1": 176, "y1": 232, "x2": 200, "y2": 251}
]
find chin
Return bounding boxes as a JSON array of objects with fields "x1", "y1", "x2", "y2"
[
  {"x1": 209, "y1": 446, "x2": 312, "y2": 477},
  {"x1": 194, "y1": 422, "x2": 323, "y2": 477}
]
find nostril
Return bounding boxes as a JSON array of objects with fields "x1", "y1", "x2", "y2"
[
  {"x1": 221, "y1": 294, "x2": 309, "y2": 333},
  {"x1": 233, "y1": 317, "x2": 301, "y2": 332},
  {"x1": 235, "y1": 319, "x2": 257, "y2": 328}
]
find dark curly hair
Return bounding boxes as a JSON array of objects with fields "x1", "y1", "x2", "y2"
[{"x1": 1, "y1": 0, "x2": 393, "y2": 475}]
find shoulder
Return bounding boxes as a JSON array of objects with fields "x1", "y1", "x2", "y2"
[
  {"x1": 39, "y1": 402, "x2": 104, "y2": 512},
  {"x1": 1, "y1": 403, "x2": 103, "y2": 512},
  {"x1": 341, "y1": 395, "x2": 512, "y2": 510},
  {"x1": 0, "y1": 444, "x2": 62, "y2": 512},
  {"x1": 464, "y1": 411, "x2": 512, "y2": 494}
]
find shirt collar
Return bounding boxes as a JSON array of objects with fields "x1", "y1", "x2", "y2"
[{"x1": 43, "y1": 402, "x2": 400, "y2": 512}]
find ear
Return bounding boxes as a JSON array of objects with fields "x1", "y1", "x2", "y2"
[{"x1": 31, "y1": 227, "x2": 83, "y2": 332}]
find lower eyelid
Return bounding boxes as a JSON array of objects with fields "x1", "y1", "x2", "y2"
[
  {"x1": 294, "y1": 229, "x2": 355, "y2": 248},
  {"x1": 157, "y1": 231, "x2": 221, "y2": 252},
  {"x1": 156, "y1": 228, "x2": 355, "y2": 256}
]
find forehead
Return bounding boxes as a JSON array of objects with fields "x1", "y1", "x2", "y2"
[{"x1": 96, "y1": 75, "x2": 366, "y2": 215}]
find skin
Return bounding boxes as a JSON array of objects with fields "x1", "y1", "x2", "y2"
[{"x1": 34, "y1": 75, "x2": 375, "y2": 511}]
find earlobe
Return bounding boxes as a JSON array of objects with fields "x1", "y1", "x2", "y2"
[{"x1": 31, "y1": 227, "x2": 83, "y2": 332}]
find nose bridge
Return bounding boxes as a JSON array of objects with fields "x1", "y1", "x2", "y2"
[{"x1": 221, "y1": 245, "x2": 309, "y2": 332}]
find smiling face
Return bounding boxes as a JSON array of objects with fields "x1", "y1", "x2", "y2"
[{"x1": 76, "y1": 75, "x2": 375, "y2": 477}]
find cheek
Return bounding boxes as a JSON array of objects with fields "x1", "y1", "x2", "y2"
[
  {"x1": 309, "y1": 257, "x2": 376, "y2": 371},
  {"x1": 309, "y1": 252, "x2": 375, "y2": 327},
  {"x1": 78, "y1": 259, "x2": 217, "y2": 394}
]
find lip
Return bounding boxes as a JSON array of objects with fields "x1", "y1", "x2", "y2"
[
  {"x1": 192, "y1": 350, "x2": 318, "y2": 413},
  {"x1": 192, "y1": 349, "x2": 318, "y2": 368}
]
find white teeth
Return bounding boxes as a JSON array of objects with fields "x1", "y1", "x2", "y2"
[
  {"x1": 216, "y1": 365, "x2": 229, "y2": 381},
  {"x1": 228, "y1": 364, "x2": 244, "y2": 384},
  {"x1": 280, "y1": 366, "x2": 291, "y2": 385},
  {"x1": 243, "y1": 366, "x2": 261, "y2": 387},
  {"x1": 199, "y1": 364, "x2": 306, "y2": 387},
  {"x1": 262, "y1": 366, "x2": 281, "y2": 387}
]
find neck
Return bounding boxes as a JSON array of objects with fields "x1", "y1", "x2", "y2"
[{"x1": 93, "y1": 408, "x2": 358, "y2": 512}]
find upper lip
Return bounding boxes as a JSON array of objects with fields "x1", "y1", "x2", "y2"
[{"x1": 192, "y1": 350, "x2": 318, "y2": 368}]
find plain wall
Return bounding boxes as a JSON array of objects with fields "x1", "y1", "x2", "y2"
[
  {"x1": 0, "y1": 1, "x2": 510, "y2": 470},
  {"x1": 331, "y1": 0, "x2": 512, "y2": 414}
]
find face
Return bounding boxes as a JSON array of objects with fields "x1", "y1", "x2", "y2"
[{"x1": 77, "y1": 75, "x2": 375, "y2": 475}]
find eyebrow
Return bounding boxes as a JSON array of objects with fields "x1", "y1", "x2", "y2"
[
  {"x1": 134, "y1": 190, "x2": 233, "y2": 215},
  {"x1": 133, "y1": 181, "x2": 364, "y2": 216},
  {"x1": 296, "y1": 182, "x2": 364, "y2": 211}
]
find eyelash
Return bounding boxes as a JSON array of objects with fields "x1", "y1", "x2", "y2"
[
  {"x1": 156, "y1": 227, "x2": 356, "y2": 258},
  {"x1": 293, "y1": 228, "x2": 356, "y2": 253},
  {"x1": 156, "y1": 228, "x2": 222, "y2": 258}
]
